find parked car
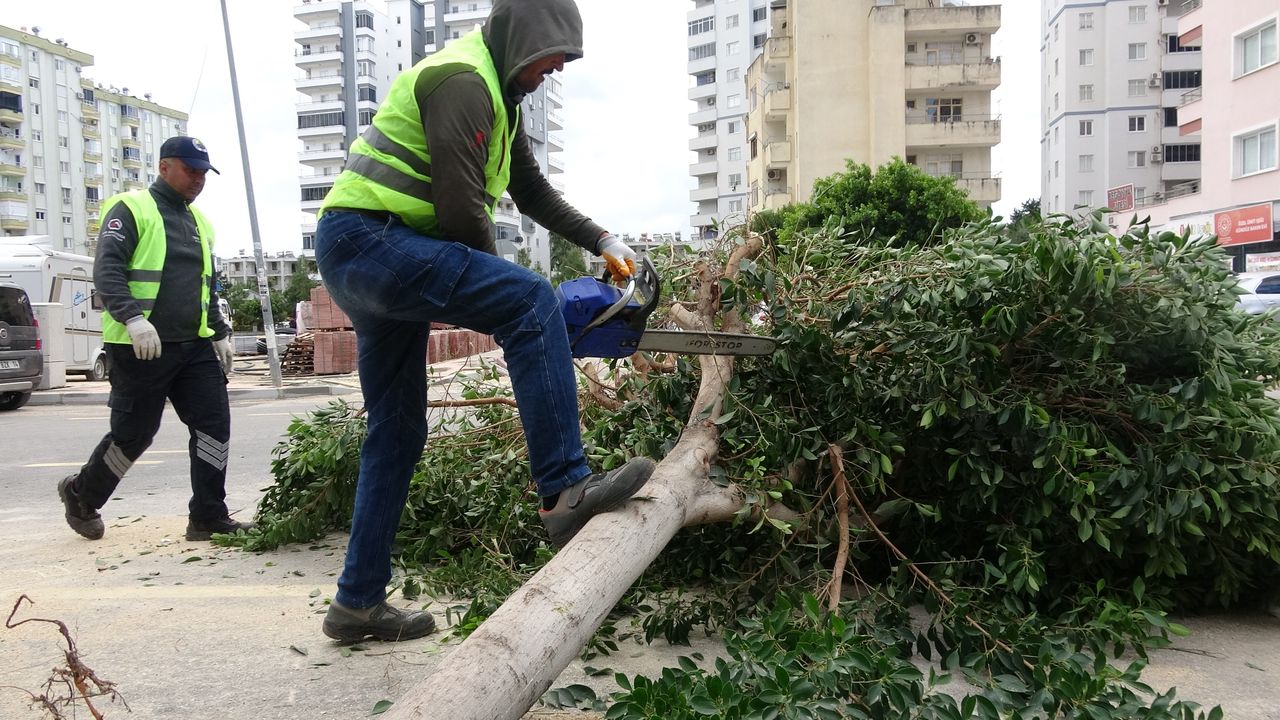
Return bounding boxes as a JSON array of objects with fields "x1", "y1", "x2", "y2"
[
  {"x1": 0, "y1": 282, "x2": 43, "y2": 411},
  {"x1": 1234, "y1": 272, "x2": 1280, "y2": 315}
]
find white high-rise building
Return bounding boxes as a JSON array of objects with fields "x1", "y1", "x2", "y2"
[
  {"x1": 1040, "y1": 0, "x2": 1203, "y2": 216},
  {"x1": 686, "y1": 0, "x2": 772, "y2": 243},
  {"x1": 0, "y1": 25, "x2": 188, "y2": 256},
  {"x1": 294, "y1": 0, "x2": 564, "y2": 272}
]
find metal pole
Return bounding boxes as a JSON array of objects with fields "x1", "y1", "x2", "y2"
[{"x1": 219, "y1": 0, "x2": 282, "y2": 389}]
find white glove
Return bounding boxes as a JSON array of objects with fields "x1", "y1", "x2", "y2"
[
  {"x1": 598, "y1": 233, "x2": 636, "y2": 283},
  {"x1": 214, "y1": 337, "x2": 234, "y2": 373},
  {"x1": 125, "y1": 316, "x2": 162, "y2": 360}
]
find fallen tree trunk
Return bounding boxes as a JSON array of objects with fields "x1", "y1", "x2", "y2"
[{"x1": 384, "y1": 420, "x2": 722, "y2": 720}]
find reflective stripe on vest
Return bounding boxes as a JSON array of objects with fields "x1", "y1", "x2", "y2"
[
  {"x1": 319, "y1": 30, "x2": 516, "y2": 240},
  {"x1": 100, "y1": 189, "x2": 216, "y2": 344}
]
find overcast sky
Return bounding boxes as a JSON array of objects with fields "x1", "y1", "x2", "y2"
[{"x1": 11, "y1": 0, "x2": 1039, "y2": 255}]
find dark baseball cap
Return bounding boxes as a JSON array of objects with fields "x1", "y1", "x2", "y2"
[{"x1": 160, "y1": 136, "x2": 220, "y2": 174}]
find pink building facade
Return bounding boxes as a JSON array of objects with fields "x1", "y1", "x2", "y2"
[{"x1": 1142, "y1": 0, "x2": 1278, "y2": 270}]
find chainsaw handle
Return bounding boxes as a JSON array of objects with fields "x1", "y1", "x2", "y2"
[{"x1": 578, "y1": 257, "x2": 660, "y2": 340}]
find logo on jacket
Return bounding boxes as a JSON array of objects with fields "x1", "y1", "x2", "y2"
[{"x1": 107, "y1": 218, "x2": 123, "y2": 231}]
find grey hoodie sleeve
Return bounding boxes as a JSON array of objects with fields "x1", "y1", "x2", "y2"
[
  {"x1": 93, "y1": 203, "x2": 146, "y2": 325},
  {"x1": 507, "y1": 123, "x2": 608, "y2": 254},
  {"x1": 416, "y1": 71, "x2": 497, "y2": 253}
]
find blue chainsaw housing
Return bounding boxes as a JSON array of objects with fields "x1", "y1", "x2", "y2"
[{"x1": 556, "y1": 277, "x2": 644, "y2": 359}]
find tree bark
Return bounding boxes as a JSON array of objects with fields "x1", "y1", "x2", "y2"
[{"x1": 382, "y1": 422, "x2": 721, "y2": 720}]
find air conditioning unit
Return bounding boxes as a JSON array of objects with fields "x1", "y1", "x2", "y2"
[
  {"x1": 766, "y1": 169, "x2": 783, "y2": 181},
  {"x1": 1148, "y1": 73, "x2": 1162, "y2": 88},
  {"x1": 965, "y1": 33, "x2": 980, "y2": 45},
  {"x1": 1156, "y1": 0, "x2": 1168, "y2": 6},
  {"x1": 1151, "y1": 145, "x2": 1164, "y2": 163}
]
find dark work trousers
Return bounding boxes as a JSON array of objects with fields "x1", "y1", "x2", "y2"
[{"x1": 70, "y1": 340, "x2": 232, "y2": 521}]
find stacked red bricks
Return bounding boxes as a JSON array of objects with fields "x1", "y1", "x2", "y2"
[
  {"x1": 308, "y1": 286, "x2": 496, "y2": 375},
  {"x1": 310, "y1": 285, "x2": 356, "y2": 375}
]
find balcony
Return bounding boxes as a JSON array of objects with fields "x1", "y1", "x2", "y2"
[
  {"x1": 296, "y1": 98, "x2": 344, "y2": 113},
  {"x1": 295, "y1": 22, "x2": 342, "y2": 43},
  {"x1": 905, "y1": 4, "x2": 1001, "y2": 35},
  {"x1": 120, "y1": 109, "x2": 140, "y2": 126},
  {"x1": 689, "y1": 82, "x2": 716, "y2": 102},
  {"x1": 0, "y1": 107, "x2": 23, "y2": 123},
  {"x1": 0, "y1": 75, "x2": 19, "y2": 93},
  {"x1": 763, "y1": 187, "x2": 793, "y2": 210},
  {"x1": 84, "y1": 173, "x2": 103, "y2": 186},
  {"x1": 689, "y1": 160, "x2": 718, "y2": 177},
  {"x1": 84, "y1": 148, "x2": 103, "y2": 162},
  {"x1": 1, "y1": 213, "x2": 28, "y2": 231},
  {"x1": 81, "y1": 120, "x2": 100, "y2": 137},
  {"x1": 953, "y1": 175, "x2": 1001, "y2": 204},
  {"x1": 688, "y1": 107, "x2": 717, "y2": 126},
  {"x1": 546, "y1": 109, "x2": 564, "y2": 131},
  {"x1": 300, "y1": 171, "x2": 342, "y2": 187},
  {"x1": 764, "y1": 87, "x2": 791, "y2": 121},
  {"x1": 689, "y1": 213, "x2": 717, "y2": 229},
  {"x1": 765, "y1": 36, "x2": 791, "y2": 72},
  {"x1": 1160, "y1": 160, "x2": 1201, "y2": 183},
  {"x1": 548, "y1": 155, "x2": 565, "y2": 174},
  {"x1": 689, "y1": 133, "x2": 717, "y2": 152},
  {"x1": 80, "y1": 100, "x2": 99, "y2": 119},
  {"x1": 0, "y1": 50, "x2": 19, "y2": 67},
  {"x1": 905, "y1": 59, "x2": 1001, "y2": 91},
  {"x1": 121, "y1": 137, "x2": 141, "y2": 149},
  {"x1": 122, "y1": 157, "x2": 143, "y2": 170},
  {"x1": 298, "y1": 147, "x2": 346, "y2": 163},
  {"x1": 0, "y1": 159, "x2": 24, "y2": 176},
  {"x1": 494, "y1": 203, "x2": 520, "y2": 224},
  {"x1": 690, "y1": 185, "x2": 719, "y2": 203},
  {"x1": 764, "y1": 138, "x2": 791, "y2": 168},
  {"x1": 444, "y1": 6, "x2": 489, "y2": 24},
  {"x1": 546, "y1": 132, "x2": 564, "y2": 152},
  {"x1": 124, "y1": 179, "x2": 145, "y2": 190},
  {"x1": 905, "y1": 116, "x2": 1001, "y2": 148},
  {"x1": 295, "y1": 48, "x2": 343, "y2": 67},
  {"x1": 0, "y1": 188, "x2": 23, "y2": 201},
  {"x1": 0, "y1": 130, "x2": 22, "y2": 149},
  {"x1": 297, "y1": 72, "x2": 343, "y2": 91},
  {"x1": 294, "y1": 2, "x2": 342, "y2": 21},
  {"x1": 688, "y1": 55, "x2": 716, "y2": 75}
]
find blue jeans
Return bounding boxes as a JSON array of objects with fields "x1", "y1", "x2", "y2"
[{"x1": 315, "y1": 210, "x2": 592, "y2": 609}]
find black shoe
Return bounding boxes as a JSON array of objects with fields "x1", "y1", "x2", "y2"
[
  {"x1": 539, "y1": 457, "x2": 656, "y2": 548},
  {"x1": 185, "y1": 515, "x2": 256, "y2": 541},
  {"x1": 322, "y1": 600, "x2": 437, "y2": 643},
  {"x1": 57, "y1": 476, "x2": 104, "y2": 540}
]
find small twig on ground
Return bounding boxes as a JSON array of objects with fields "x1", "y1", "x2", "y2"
[{"x1": 5, "y1": 594, "x2": 128, "y2": 719}]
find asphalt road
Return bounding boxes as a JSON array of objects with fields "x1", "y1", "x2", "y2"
[{"x1": 2, "y1": 397, "x2": 1279, "y2": 719}]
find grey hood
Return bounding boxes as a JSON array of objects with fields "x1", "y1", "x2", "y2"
[{"x1": 482, "y1": 0, "x2": 584, "y2": 103}]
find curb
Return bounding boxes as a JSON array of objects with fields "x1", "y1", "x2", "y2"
[{"x1": 28, "y1": 383, "x2": 356, "y2": 406}]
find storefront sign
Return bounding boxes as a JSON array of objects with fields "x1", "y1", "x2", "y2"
[
  {"x1": 1106, "y1": 184, "x2": 1134, "y2": 212},
  {"x1": 1215, "y1": 203, "x2": 1274, "y2": 246}
]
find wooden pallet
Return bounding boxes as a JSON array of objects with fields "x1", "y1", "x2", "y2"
[{"x1": 281, "y1": 332, "x2": 315, "y2": 377}]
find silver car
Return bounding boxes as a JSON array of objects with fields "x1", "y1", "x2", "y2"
[{"x1": 1235, "y1": 272, "x2": 1280, "y2": 315}]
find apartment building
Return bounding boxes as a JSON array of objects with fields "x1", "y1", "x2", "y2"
[
  {"x1": 220, "y1": 250, "x2": 309, "y2": 292},
  {"x1": 1140, "y1": 0, "x2": 1278, "y2": 270},
  {"x1": 744, "y1": 0, "x2": 1002, "y2": 216},
  {"x1": 686, "y1": 0, "x2": 773, "y2": 241},
  {"x1": 1040, "y1": 0, "x2": 1203, "y2": 216},
  {"x1": 0, "y1": 25, "x2": 188, "y2": 256},
  {"x1": 294, "y1": 0, "x2": 564, "y2": 272}
]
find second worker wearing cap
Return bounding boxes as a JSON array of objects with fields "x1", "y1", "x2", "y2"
[{"x1": 56, "y1": 136, "x2": 254, "y2": 543}]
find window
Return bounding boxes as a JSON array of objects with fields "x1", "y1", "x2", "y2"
[
  {"x1": 302, "y1": 186, "x2": 331, "y2": 202},
  {"x1": 1165, "y1": 144, "x2": 1201, "y2": 163},
  {"x1": 54, "y1": 59, "x2": 65, "y2": 70},
  {"x1": 1127, "y1": 150, "x2": 1147, "y2": 168},
  {"x1": 1078, "y1": 190, "x2": 1093, "y2": 207},
  {"x1": 1128, "y1": 43, "x2": 1146, "y2": 61},
  {"x1": 695, "y1": 70, "x2": 716, "y2": 86},
  {"x1": 753, "y1": 33, "x2": 766, "y2": 49},
  {"x1": 34, "y1": 182, "x2": 44, "y2": 194},
  {"x1": 1079, "y1": 12, "x2": 1093, "y2": 30},
  {"x1": 1054, "y1": 58, "x2": 1059, "y2": 76},
  {"x1": 297, "y1": 111, "x2": 343, "y2": 129},
  {"x1": 358, "y1": 109, "x2": 375, "y2": 125},
  {"x1": 1079, "y1": 154, "x2": 1094, "y2": 172},
  {"x1": 689, "y1": 43, "x2": 714, "y2": 61},
  {"x1": 1079, "y1": 49, "x2": 1094, "y2": 66},
  {"x1": 1054, "y1": 92, "x2": 1060, "y2": 110},
  {"x1": 63, "y1": 214, "x2": 72, "y2": 225},
  {"x1": 728, "y1": 147, "x2": 742, "y2": 161},
  {"x1": 59, "y1": 161, "x2": 70, "y2": 173},
  {"x1": 1234, "y1": 124, "x2": 1277, "y2": 177},
  {"x1": 31, "y1": 130, "x2": 41, "y2": 141},
  {"x1": 925, "y1": 97, "x2": 963, "y2": 122},
  {"x1": 355, "y1": 11, "x2": 374, "y2": 29},
  {"x1": 752, "y1": 7, "x2": 767, "y2": 22},
  {"x1": 727, "y1": 68, "x2": 741, "y2": 82},
  {"x1": 726, "y1": 41, "x2": 740, "y2": 56},
  {"x1": 726, "y1": 120, "x2": 741, "y2": 133},
  {"x1": 57, "y1": 135, "x2": 69, "y2": 148},
  {"x1": 1167, "y1": 33, "x2": 1199, "y2": 53},
  {"x1": 356, "y1": 60, "x2": 375, "y2": 77},
  {"x1": 1128, "y1": 115, "x2": 1146, "y2": 132},
  {"x1": 688, "y1": 17, "x2": 714, "y2": 36},
  {"x1": 1054, "y1": 126, "x2": 1060, "y2": 144},
  {"x1": 28, "y1": 78, "x2": 38, "y2": 89},
  {"x1": 33, "y1": 155, "x2": 42, "y2": 168},
  {"x1": 35, "y1": 210, "x2": 44, "y2": 220},
  {"x1": 1054, "y1": 24, "x2": 1059, "y2": 41},
  {"x1": 1128, "y1": 79, "x2": 1147, "y2": 97},
  {"x1": 1164, "y1": 70, "x2": 1202, "y2": 89},
  {"x1": 1079, "y1": 120, "x2": 1094, "y2": 136},
  {"x1": 729, "y1": 172, "x2": 742, "y2": 188},
  {"x1": 1235, "y1": 19, "x2": 1277, "y2": 77},
  {"x1": 1164, "y1": 107, "x2": 1179, "y2": 127},
  {"x1": 729, "y1": 199, "x2": 743, "y2": 213},
  {"x1": 61, "y1": 187, "x2": 72, "y2": 202},
  {"x1": 725, "y1": 14, "x2": 739, "y2": 29},
  {"x1": 1079, "y1": 84, "x2": 1093, "y2": 102},
  {"x1": 358, "y1": 84, "x2": 377, "y2": 102},
  {"x1": 1054, "y1": 160, "x2": 1060, "y2": 178},
  {"x1": 1129, "y1": 6, "x2": 1145, "y2": 23},
  {"x1": 726, "y1": 94, "x2": 741, "y2": 109}
]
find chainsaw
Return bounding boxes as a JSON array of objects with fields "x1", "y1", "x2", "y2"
[{"x1": 556, "y1": 256, "x2": 777, "y2": 359}]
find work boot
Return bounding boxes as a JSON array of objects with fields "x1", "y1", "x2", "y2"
[
  {"x1": 322, "y1": 600, "x2": 437, "y2": 643},
  {"x1": 185, "y1": 515, "x2": 256, "y2": 541},
  {"x1": 539, "y1": 457, "x2": 656, "y2": 548},
  {"x1": 57, "y1": 476, "x2": 104, "y2": 540}
]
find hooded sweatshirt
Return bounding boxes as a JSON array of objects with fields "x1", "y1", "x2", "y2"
[{"x1": 412, "y1": 0, "x2": 607, "y2": 255}]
